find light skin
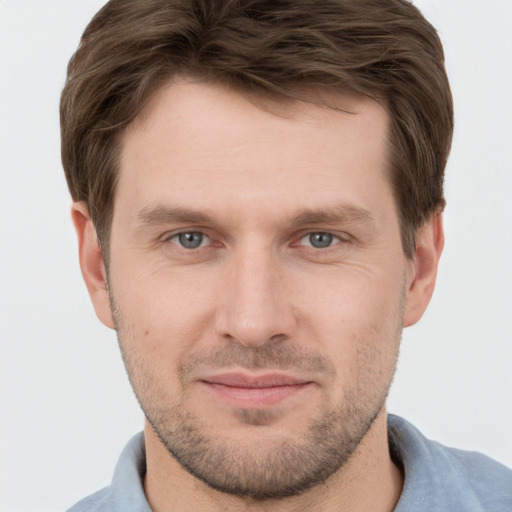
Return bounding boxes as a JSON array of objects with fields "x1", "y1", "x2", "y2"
[{"x1": 73, "y1": 79, "x2": 444, "y2": 512}]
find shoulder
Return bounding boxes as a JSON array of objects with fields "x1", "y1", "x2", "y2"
[
  {"x1": 66, "y1": 487, "x2": 112, "y2": 512},
  {"x1": 66, "y1": 432, "x2": 151, "y2": 512},
  {"x1": 389, "y1": 415, "x2": 512, "y2": 511}
]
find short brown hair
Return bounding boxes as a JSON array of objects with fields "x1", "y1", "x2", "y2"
[{"x1": 61, "y1": 0, "x2": 453, "y2": 257}]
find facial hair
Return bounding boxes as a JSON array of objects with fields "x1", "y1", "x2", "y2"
[{"x1": 110, "y1": 293, "x2": 403, "y2": 501}]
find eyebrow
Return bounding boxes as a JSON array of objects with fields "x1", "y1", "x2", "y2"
[
  {"x1": 134, "y1": 203, "x2": 375, "y2": 229},
  {"x1": 135, "y1": 206, "x2": 214, "y2": 227},
  {"x1": 291, "y1": 205, "x2": 374, "y2": 227}
]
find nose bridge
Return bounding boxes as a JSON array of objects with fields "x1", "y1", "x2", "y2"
[{"x1": 217, "y1": 242, "x2": 294, "y2": 347}]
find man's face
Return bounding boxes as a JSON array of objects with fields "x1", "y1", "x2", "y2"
[{"x1": 100, "y1": 80, "x2": 416, "y2": 498}]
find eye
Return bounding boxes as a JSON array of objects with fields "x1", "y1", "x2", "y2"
[
  {"x1": 170, "y1": 231, "x2": 210, "y2": 249},
  {"x1": 300, "y1": 232, "x2": 341, "y2": 249}
]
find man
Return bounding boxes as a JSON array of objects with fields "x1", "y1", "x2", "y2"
[{"x1": 61, "y1": 0, "x2": 512, "y2": 510}]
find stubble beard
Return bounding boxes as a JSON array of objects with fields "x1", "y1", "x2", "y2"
[
  {"x1": 110, "y1": 295, "x2": 402, "y2": 501},
  {"x1": 144, "y1": 391, "x2": 385, "y2": 500}
]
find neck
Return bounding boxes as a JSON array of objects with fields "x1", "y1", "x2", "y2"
[{"x1": 143, "y1": 408, "x2": 403, "y2": 512}]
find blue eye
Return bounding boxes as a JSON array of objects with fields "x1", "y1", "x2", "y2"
[
  {"x1": 302, "y1": 232, "x2": 339, "y2": 249},
  {"x1": 174, "y1": 232, "x2": 208, "y2": 249}
]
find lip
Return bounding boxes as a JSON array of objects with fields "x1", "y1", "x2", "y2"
[{"x1": 200, "y1": 372, "x2": 313, "y2": 407}]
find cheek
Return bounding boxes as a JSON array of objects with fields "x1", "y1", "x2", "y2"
[
  {"x1": 296, "y1": 268, "x2": 404, "y2": 375},
  {"x1": 114, "y1": 259, "x2": 218, "y2": 329},
  {"x1": 111, "y1": 269, "x2": 220, "y2": 385}
]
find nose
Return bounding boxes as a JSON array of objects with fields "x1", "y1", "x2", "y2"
[{"x1": 215, "y1": 246, "x2": 296, "y2": 348}]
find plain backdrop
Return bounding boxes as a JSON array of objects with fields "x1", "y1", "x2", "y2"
[{"x1": 1, "y1": 1, "x2": 511, "y2": 511}]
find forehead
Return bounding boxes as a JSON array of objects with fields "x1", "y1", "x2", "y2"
[
  {"x1": 116, "y1": 79, "x2": 392, "y2": 225},
  {"x1": 128, "y1": 78, "x2": 388, "y2": 153}
]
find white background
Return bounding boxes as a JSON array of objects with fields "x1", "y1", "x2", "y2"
[{"x1": 1, "y1": 1, "x2": 511, "y2": 511}]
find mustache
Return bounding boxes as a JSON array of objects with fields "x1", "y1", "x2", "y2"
[{"x1": 178, "y1": 342, "x2": 335, "y2": 382}]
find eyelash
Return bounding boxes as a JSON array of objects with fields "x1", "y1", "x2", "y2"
[
  {"x1": 164, "y1": 230, "x2": 212, "y2": 250},
  {"x1": 163, "y1": 230, "x2": 349, "y2": 251},
  {"x1": 297, "y1": 232, "x2": 343, "y2": 249}
]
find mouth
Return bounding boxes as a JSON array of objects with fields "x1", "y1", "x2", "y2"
[{"x1": 200, "y1": 373, "x2": 313, "y2": 408}]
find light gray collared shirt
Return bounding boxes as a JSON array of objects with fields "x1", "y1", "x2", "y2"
[{"x1": 67, "y1": 415, "x2": 512, "y2": 511}]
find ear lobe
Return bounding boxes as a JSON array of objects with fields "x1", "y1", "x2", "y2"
[
  {"x1": 403, "y1": 213, "x2": 445, "y2": 328},
  {"x1": 71, "y1": 202, "x2": 115, "y2": 329}
]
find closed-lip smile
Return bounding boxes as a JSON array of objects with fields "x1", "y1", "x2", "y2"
[{"x1": 200, "y1": 372, "x2": 313, "y2": 407}]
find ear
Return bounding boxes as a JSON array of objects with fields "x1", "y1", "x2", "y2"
[
  {"x1": 71, "y1": 202, "x2": 115, "y2": 329},
  {"x1": 403, "y1": 213, "x2": 444, "y2": 328}
]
